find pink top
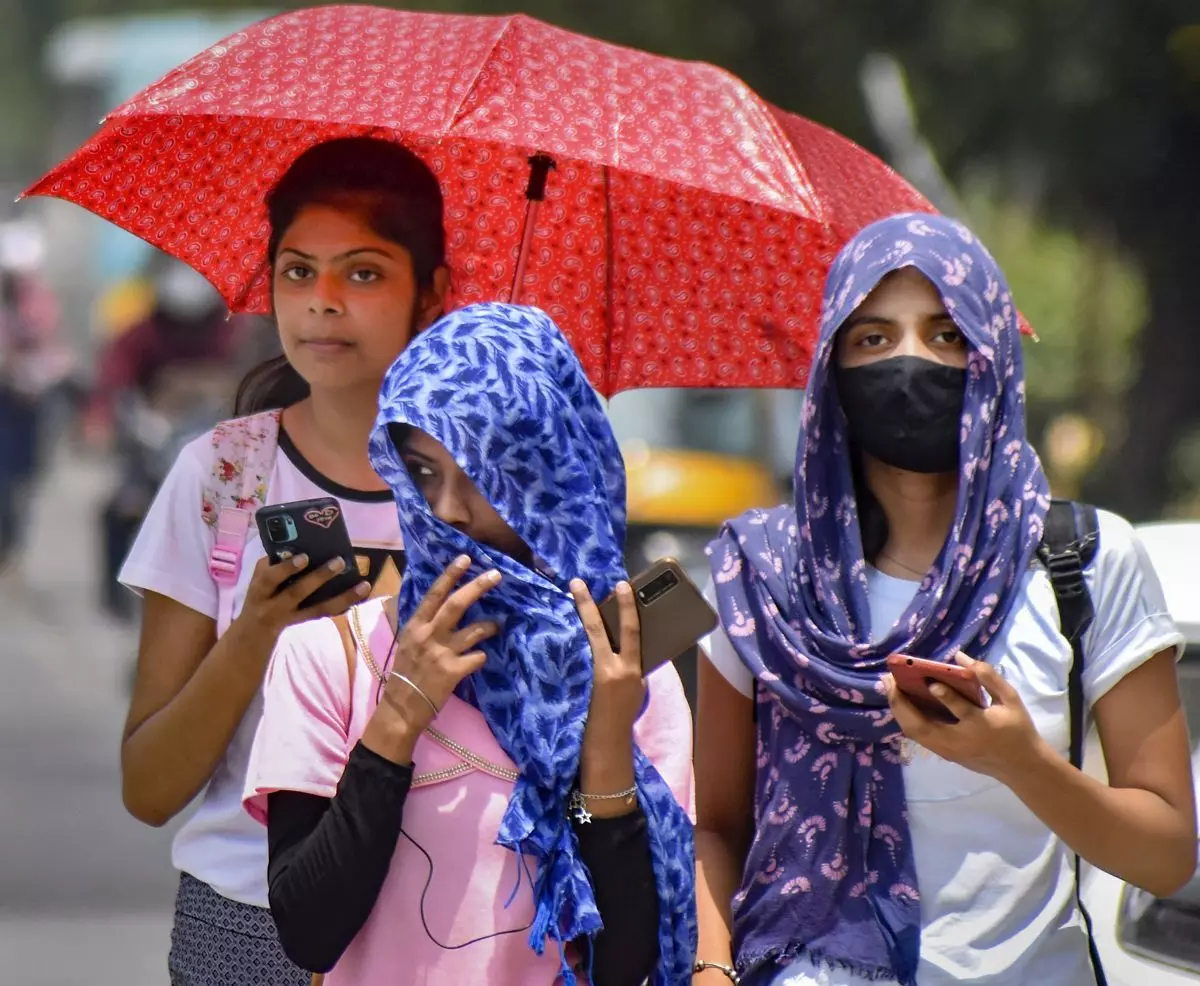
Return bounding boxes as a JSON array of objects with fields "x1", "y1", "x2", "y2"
[{"x1": 245, "y1": 597, "x2": 695, "y2": 985}]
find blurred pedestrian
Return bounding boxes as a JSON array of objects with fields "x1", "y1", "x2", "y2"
[{"x1": 0, "y1": 227, "x2": 72, "y2": 577}]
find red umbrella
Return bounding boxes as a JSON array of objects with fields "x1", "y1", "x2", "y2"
[{"x1": 26, "y1": 5, "x2": 939, "y2": 395}]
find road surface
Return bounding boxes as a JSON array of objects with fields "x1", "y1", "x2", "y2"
[{"x1": 0, "y1": 446, "x2": 178, "y2": 985}]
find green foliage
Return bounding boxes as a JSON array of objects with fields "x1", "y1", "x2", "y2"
[{"x1": 961, "y1": 183, "x2": 1147, "y2": 409}]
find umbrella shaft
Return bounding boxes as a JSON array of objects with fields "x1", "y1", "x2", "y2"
[{"x1": 510, "y1": 198, "x2": 542, "y2": 305}]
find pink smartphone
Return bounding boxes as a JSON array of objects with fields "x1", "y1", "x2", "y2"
[{"x1": 886, "y1": 654, "x2": 985, "y2": 721}]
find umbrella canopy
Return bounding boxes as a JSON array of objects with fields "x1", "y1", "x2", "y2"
[{"x1": 27, "y1": 5, "x2": 940, "y2": 394}]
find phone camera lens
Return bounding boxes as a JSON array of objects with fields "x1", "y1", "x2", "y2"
[{"x1": 639, "y1": 570, "x2": 679, "y2": 606}]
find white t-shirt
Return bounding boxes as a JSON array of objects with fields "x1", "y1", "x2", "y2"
[
  {"x1": 702, "y1": 510, "x2": 1183, "y2": 986},
  {"x1": 119, "y1": 427, "x2": 406, "y2": 907}
]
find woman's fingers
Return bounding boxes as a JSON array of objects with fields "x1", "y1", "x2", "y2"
[
  {"x1": 432, "y1": 570, "x2": 502, "y2": 633},
  {"x1": 305, "y1": 579, "x2": 372, "y2": 620},
  {"x1": 279, "y1": 556, "x2": 355, "y2": 609},
  {"x1": 886, "y1": 676, "x2": 933, "y2": 739},
  {"x1": 969, "y1": 659, "x2": 1019, "y2": 706},
  {"x1": 411, "y1": 555, "x2": 472, "y2": 623},
  {"x1": 570, "y1": 579, "x2": 612, "y2": 659},
  {"x1": 253, "y1": 552, "x2": 307, "y2": 594},
  {"x1": 613, "y1": 582, "x2": 643, "y2": 672},
  {"x1": 928, "y1": 682, "x2": 981, "y2": 722},
  {"x1": 455, "y1": 649, "x2": 490, "y2": 677},
  {"x1": 447, "y1": 620, "x2": 500, "y2": 655}
]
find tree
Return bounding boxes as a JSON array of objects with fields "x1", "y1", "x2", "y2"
[{"x1": 872, "y1": 1, "x2": 1200, "y2": 520}]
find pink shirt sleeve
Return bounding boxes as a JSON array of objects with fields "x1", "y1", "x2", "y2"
[{"x1": 244, "y1": 616, "x2": 355, "y2": 825}]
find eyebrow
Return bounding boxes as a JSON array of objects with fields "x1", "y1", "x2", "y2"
[
  {"x1": 842, "y1": 311, "x2": 954, "y2": 330},
  {"x1": 399, "y1": 448, "x2": 436, "y2": 464},
  {"x1": 277, "y1": 246, "x2": 396, "y2": 262},
  {"x1": 842, "y1": 313, "x2": 894, "y2": 330}
]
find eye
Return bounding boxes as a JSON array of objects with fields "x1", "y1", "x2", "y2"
[
  {"x1": 403, "y1": 459, "x2": 435, "y2": 483},
  {"x1": 857, "y1": 331, "x2": 889, "y2": 348},
  {"x1": 349, "y1": 268, "x2": 381, "y2": 284},
  {"x1": 278, "y1": 265, "x2": 311, "y2": 283},
  {"x1": 933, "y1": 325, "x2": 965, "y2": 346}
]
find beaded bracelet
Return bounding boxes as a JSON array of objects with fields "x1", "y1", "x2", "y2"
[{"x1": 693, "y1": 959, "x2": 740, "y2": 983}]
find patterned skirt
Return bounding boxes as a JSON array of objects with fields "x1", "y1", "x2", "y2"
[{"x1": 169, "y1": 873, "x2": 311, "y2": 986}]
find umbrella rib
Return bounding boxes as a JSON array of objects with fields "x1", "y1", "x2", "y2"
[
  {"x1": 753, "y1": 96, "x2": 825, "y2": 226},
  {"x1": 445, "y1": 14, "x2": 519, "y2": 133}
]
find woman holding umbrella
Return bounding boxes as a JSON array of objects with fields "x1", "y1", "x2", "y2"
[
  {"x1": 116, "y1": 137, "x2": 454, "y2": 984},
  {"x1": 693, "y1": 214, "x2": 1195, "y2": 985}
]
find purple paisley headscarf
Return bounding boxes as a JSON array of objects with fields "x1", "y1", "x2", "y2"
[{"x1": 707, "y1": 214, "x2": 1051, "y2": 985}]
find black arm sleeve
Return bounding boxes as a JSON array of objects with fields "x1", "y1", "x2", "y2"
[
  {"x1": 267, "y1": 742, "x2": 412, "y2": 973},
  {"x1": 576, "y1": 809, "x2": 661, "y2": 986}
]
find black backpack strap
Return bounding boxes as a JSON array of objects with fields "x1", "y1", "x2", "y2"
[
  {"x1": 1038, "y1": 498, "x2": 1106, "y2": 986},
  {"x1": 1039, "y1": 500, "x2": 1100, "y2": 770}
]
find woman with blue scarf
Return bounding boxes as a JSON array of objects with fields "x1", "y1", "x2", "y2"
[
  {"x1": 692, "y1": 214, "x2": 1195, "y2": 986},
  {"x1": 245, "y1": 303, "x2": 696, "y2": 985}
]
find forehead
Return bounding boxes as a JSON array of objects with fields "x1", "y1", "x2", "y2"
[
  {"x1": 277, "y1": 204, "x2": 395, "y2": 252},
  {"x1": 853, "y1": 267, "x2": 946, "y2": 315},
  {"x1": 399, "y1": 426, "x2": 449, "y2": 458}
]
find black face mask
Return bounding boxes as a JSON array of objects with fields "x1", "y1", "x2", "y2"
[{"x1": 836, "y1": 356, "x2": 966, "y2": 474}]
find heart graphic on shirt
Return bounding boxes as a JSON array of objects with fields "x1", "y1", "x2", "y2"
[{"x1": 304, "y1": 505, "x2": 340, "y2": 529}]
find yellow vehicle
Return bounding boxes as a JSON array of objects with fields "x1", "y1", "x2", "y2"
[
  {"x1": 92, "y1": 274, "x2": 155, "y2": 341},
  {"x1": 607, "y1": 388, "x2": 802, "y2": 708}
]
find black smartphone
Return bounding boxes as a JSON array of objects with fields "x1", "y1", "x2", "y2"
[
  {"x1": 255, "y1": 497, "x2": 362, "y2": 608},
  {"x1": 598, "y1": 558, "x2": 718, "y2": 675}
]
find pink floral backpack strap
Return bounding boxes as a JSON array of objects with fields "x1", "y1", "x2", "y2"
[{"x1": 201, "y1": 409, "x2": 282, "y2": 636}]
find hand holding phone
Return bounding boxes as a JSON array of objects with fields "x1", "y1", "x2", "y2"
[
  {"x1": 886, "y1": 654, "x2": 986, "y2": 722},
  {"x1": 598, "y1": 558, "x2": 718, "y2": 675},
  {"x1": 572, "y1": 579, "x2": 648, "y2": 763},
  {"x1": 255, "y1": 497, "x2": 366, "y2": 609}
]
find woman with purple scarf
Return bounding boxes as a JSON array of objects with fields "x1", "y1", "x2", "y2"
[{"x1": 691, "y1": 214, "x2": 1196, "y2": 986}]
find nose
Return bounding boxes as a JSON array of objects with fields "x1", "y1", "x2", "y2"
[
  {"x1": 431, "y1": 478, "x2": 472, "y2": 532},
  {"x1": 892, "y1": 321, "x2": 935, "y2": 360},
  {"x1": 308, "y1": 270, "x2": 345, "y2": 316}
]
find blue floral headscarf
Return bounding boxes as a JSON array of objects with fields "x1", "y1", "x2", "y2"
[
  {"x1": 369, "y1": 302, "x2": 697, "y2": 985},
  {"x1": 707, "y1": 215, "x2": 1050, "y2": 985}
]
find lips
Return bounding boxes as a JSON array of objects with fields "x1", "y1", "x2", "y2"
[{"x1": 299, "y1": 337, "x2": 356, "y2": 356}]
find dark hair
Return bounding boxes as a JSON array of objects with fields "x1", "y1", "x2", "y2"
[
  {"x1": 849, "y1": 446, "x2": 889, "y2": 564},
  {"x1": 832, "y1": 358, "x2": 889, "y2": 563},
  {"x1": 234, "y1": 138, "x2": 446, "y2": 416},
  {"x1": 386, "y1": 422, "x2": 412, "y2": 452}
]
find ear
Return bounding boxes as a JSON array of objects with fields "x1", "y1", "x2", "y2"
[{"x1": 415, "y1": 266, "x2": 451, "y2": 331}]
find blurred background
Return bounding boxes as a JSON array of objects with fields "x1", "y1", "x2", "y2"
[{"x1": 1, "y1": 1, "x2": 1197, "y2": 984}]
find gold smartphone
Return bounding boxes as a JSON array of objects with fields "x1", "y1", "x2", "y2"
[{"x1": 598, "y1": 558, "x2": 718, "y2": 675}]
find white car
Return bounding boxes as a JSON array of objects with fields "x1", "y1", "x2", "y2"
[{"x1": 1080, "y1": 521, "x2": 1200, "y2": 984}]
